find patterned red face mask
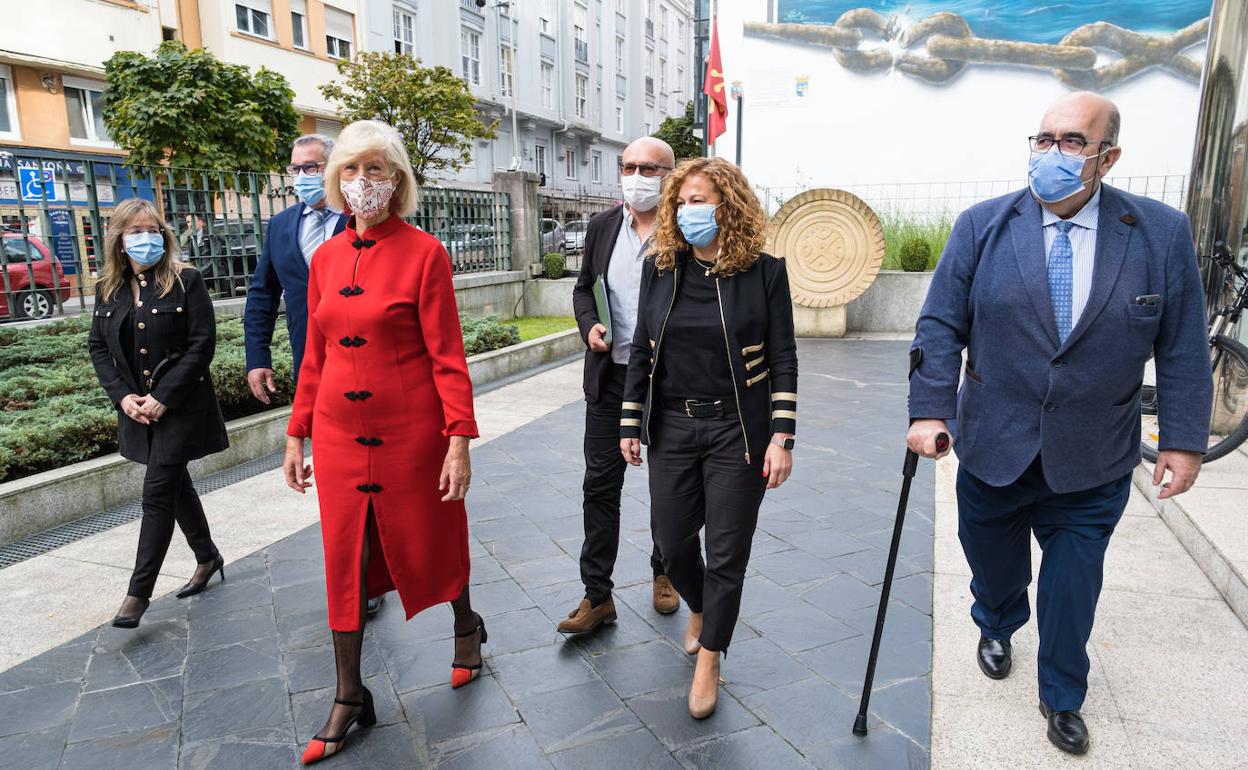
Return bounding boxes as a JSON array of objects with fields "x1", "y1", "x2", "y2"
[{"x1": 340, "y1": 176, "x2": 396, "y2": 219}]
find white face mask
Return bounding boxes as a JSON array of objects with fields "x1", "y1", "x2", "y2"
[
  {"x1": 340, "y1": 176, "x2": 395, "y2": 220},
  {"x1": 621, "y1": 172, "x2": 663, "y2": 212}
]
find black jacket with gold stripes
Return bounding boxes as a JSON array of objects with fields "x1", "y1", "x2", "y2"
[{"x1": 619, "y1": 250, "x2": 797, "y2": 462}]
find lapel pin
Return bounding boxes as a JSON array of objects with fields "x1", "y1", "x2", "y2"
[{"x1": 1120, "y1": 213, "x2": 1137, "y2": 225}]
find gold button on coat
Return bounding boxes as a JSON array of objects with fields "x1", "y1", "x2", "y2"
[
  {"x1": 143, "y1": 369, "x2": 151, "y2": 376},
  {"x1": 137, "y1": 322, "x2": 145, "y2": 329},
  {"x1": 140, "y1": 348, "x2": 148, "y2": 354}
]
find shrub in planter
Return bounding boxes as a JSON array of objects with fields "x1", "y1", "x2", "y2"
[
  {"x1": 460, "y1": 314, "x2": 521, "y2": 357},
  {"x1": 898, "y1": 237, "x2": 933, "y2": 272},
  {"x1": 543, "y1": 251, "x2": 566, "y2": 280}
]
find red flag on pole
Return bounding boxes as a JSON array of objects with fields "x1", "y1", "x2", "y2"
[{"x1": 703, "y1": 17, "x2": 727, "y2": 150}]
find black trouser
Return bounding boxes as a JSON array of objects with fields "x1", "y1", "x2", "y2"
[
  {"x1": 128, "y1": 461, "x2": 217, "y2": 599},
  {"x1": 581, "y1": 363, "x2": 664, "y2": 606},
  {"x1": 647, "y1": 406, "x2": 767, "y2": 653}
]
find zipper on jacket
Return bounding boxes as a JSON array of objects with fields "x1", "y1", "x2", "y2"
[
  {"x1": 715, "y1": 276, "x2": 751, "y2": 464},
  {"x1": 644, "y1": 262, "x2": 680, "y2": 444}
]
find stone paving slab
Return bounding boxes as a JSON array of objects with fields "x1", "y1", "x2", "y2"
[{"x1": 0, "y1": 341, "x2": 934, "y2": 769}]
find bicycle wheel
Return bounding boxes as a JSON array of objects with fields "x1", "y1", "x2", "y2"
[{"x1": 1140, "y1": 334, "x2": 1248, "y2": 463}]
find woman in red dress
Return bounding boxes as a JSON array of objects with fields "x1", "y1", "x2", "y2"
[{"x1": 281, "y1": 120, "x2": 484, "y2": 765}]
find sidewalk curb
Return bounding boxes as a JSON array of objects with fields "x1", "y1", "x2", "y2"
[{"x1": 1132, "y1": 463, "x2": 1248, "y2": 629}]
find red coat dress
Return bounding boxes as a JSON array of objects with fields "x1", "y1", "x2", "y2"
[{"x1": 288, "y1": 215, "x2": 478, "y2": 632}]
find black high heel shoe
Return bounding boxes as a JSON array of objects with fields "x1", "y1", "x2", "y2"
[
  {"x1": 300, "y1": 687, "x2": 376, "y2": 765},
  {"x1": 176, "y1": 554, "x2": 225, "y2": 599},
  {"x1": 450, "y1": 615, "x2": 488, "y2": 689},
  {"x1": 111, "y1": 597, "x2": 150, "y2": 629}
]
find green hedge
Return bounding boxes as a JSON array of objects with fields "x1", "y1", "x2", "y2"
[{"x1": 0, "y1": 312, "x2": 522, "y2": 483}]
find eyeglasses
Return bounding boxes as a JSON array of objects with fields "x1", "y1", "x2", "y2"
[
  {"x1": 287, "y1": 161, "x2": 327, "y2": 175},
  {"x1": 1028, "y1": 134, "x2": 1113, "y2": 157},
  {"x1": 618, "y1": 162, "x2": 673, "y2": 177}
]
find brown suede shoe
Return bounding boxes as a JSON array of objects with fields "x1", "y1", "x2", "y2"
[
  {"x1": 652, "y1": 576, "x2": 680, "y2": 615},
  {"x1": 557, "y1": 597, "x2": 618, "y2": 634}
]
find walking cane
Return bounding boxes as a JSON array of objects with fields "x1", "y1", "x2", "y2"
[{"x1": 852, "y1": 351, "x2": 949, "y2": 736}]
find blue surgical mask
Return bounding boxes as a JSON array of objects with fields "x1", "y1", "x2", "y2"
[
  {"x1": 1028, "y1": 149, "x2": 1102, "y2": 204},
  {"x1": 677, "y1": 203, "x2": 720, "y2": 247},
  {"x1": 294, "y1": 172, "x2": 326, "y2": 206},
  {"x1": 123, "y1": 232, "x2": 166, "y2": 266}
]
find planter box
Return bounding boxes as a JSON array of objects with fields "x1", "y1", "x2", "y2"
[
  {"x1": 525, "y1": 277, "x2": 578, "y2": 317},
  {"x1": 846, "y1": 270, "x2": 934, "y2": 334},
  {"x1": 0, "y1": 328, "x2": 583, "y2": 546}
]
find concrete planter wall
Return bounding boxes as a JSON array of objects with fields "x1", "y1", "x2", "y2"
[
  {"x1": 0, "y1": 328, "x2": 582, "y2": 546},
  {"x1": 846, "y1": 270, "x2": 933, "y2": 334},
  {"x1": 454, "y1": 270, "x2": 528, "y2": 319},
  {"x1": 525, "y1": 277, "x2": 578, "y2": 318}
]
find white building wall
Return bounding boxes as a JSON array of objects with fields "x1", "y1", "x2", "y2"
[
  {"x1": 362, "y1": 0, "x2": 695, "y2": 193},
  {"x1": 0, "y1": 0, "x2": 163, "y2": 74}
]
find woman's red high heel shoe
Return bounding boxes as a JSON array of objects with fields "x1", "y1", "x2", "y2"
[
  {"x1": 300, "y1": 687, "x2": 376, "y2": 765},
  {"x1": 450, "y1": 616, "x2": 488, "y2": 689}
]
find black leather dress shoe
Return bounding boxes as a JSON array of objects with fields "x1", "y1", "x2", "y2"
[
  {"x1": 976, "y1": 636, "x2": 1012, "y2": 679},
  {"x1": 1039, "y1": 702, "x2": 1090, "y2": 754},
  {"x1": 366, "y1": 595, "x2": 384, "y2": 617}
]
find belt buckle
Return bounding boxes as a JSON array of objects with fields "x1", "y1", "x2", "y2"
[{"x1": 684, "y1": 400, "x2": 695, "y2": 418}]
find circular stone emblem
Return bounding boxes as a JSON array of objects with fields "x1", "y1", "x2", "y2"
[{"x1": 766, "y1": 189, "x2": 885, "y2": 308}]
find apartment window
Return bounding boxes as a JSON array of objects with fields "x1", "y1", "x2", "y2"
[
  {"x1": 677, "y1": 64, "x2": 684, "y2": 91},
  {"x1": 63, "y1": 77, "x2": 111, "y2": 145},
  {"x1": 325, "y1": 6, "x2": 353, "y2": 59},
  {"x1": 615, "y1": 98, "x2": 624, "y2": 133},
  {"x1": 499, "y1": 45, "x2": 514, "y2": 97},
  {"x1": 534, "y1": 143, "x2": 547, "y2": 177},
  {"x1": 645, "y1": 106, "x2": 654, "y2": 133},
  {"x1": 461, "y1": 28, "x2": 481, "y2": 85},
  {"x1": 660, "y1": 7, "x2": 668, "y2": 39},
  {"x1": 393, "y1": 5, "x2": 415, "y2": 55},
  {"x1": 565, "y1": 148, "x2": 577, "y2": 179},
  {"x1": 678, "y1": 18, "x2": 685, "y2": 43},
  {"x1": 575, "y1": 74, "x2": 588, "y2": 119},
  {"x1": 0, "y1": 65, "x2": 18, "y2": 139},
  {"x1": 539, "y1": 0, "x2": 552, "y2": 33},
  {"x1": 659, "y1": 57, "x2": 667, "y2": 93},
  {"x1": 290, "y1": 0, "x2": 308, "y2": 48},
  {"x1": 646, "y1": 0, "x2": 655, "y2": 20},
  {"x1": 541, "y1": 62, "x2": 554, "y2": 108},
  {"x1": 591, "y1": 151, "x2": 602, "y2": 183},
  {"x1": 234, "y1": 0, "x2": 272, "y2": 39}
]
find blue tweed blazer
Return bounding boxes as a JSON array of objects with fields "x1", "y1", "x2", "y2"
[{"x1": 909, "y1": 184, "x2": 1212, "y2": 493}]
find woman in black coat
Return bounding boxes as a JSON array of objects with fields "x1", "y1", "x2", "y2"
[{"x1": 88, "y1": 198, "x2": 229, "y2": 628}]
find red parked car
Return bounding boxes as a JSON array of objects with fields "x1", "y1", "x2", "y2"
[{"x1": 1, "y1": 232, "x2": 72, "y2": 320}]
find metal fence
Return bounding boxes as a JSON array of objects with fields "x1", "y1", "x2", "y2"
[
  {"x1": 541, "y1": 184, "x2": 619, "y2": 273},
  {"x1": 0, "y1": 149, "x2": 512, "y2": 323},
  {"x1": 757, "y1": 174, "x2": 1190, "y2": 221}
]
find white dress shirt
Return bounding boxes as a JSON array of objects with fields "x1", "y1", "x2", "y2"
[
  {"x1": 299, "y1": 204, "x2": 341, "y2": 265},
  {"x1": 1041, "y1": 186, "x2": 1100, "y2": 328},
  {"x1": 605, "y1": 206, "x2": 651, "y2": 366}
]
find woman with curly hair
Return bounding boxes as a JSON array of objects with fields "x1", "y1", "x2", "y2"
[{"x1": 619, "y1": 157, "x2": 798, "y2": 719}]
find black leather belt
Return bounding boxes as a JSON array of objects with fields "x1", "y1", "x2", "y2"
[{"x1": 663, "y1": 398, "x2": 737, "y2": 418}]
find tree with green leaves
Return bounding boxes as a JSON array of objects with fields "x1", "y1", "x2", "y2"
[
  {"x1": 652, "y1": 101, "x2": 701, "y2": 161},
  {"x1": 320, "y1": 52, "x2": 497, "y2": 186},
  {"x1": 103, "y1": 41, "x2": 299, "y2": 172}
]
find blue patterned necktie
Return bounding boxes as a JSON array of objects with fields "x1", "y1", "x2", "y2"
[
  {"x1": 301, "y1": 208, "x2": 330, "y2": 263},
  {"x1": 1048, "y1": 220, "x2": 1075, "y2": 344}
]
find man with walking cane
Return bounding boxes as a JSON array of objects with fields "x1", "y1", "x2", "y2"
[{"x1": 906, "y1": 92, "x2": 1211, "y2": 755}]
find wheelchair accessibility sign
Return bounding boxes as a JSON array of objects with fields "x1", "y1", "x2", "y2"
[{"x1": 19, "y1": 167, "x2": 62, "y2": 203}]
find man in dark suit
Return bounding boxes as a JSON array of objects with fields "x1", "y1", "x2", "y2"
[
  {"x1": 559, "y1": 137, "x2": 678, "y2": 634},
  {"x1": 908, "y1": 92, "x2": 1212, "y2": 755},
  {"x1": 244, "y1": 135, "x2": 382, "y2": 616}
]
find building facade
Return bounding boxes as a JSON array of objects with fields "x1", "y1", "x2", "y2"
[
  {"x1": 0, "y1": 0, "x2": 362, "y2": 165},
  {"x1": 359, "y1": 0, "x2": 694, "y2": 194}
]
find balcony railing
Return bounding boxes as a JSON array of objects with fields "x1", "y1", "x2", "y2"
[{"x1": 575, "y1": 39, "x2": 588, "y2": 63}]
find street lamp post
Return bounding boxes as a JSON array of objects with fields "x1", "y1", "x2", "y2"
[{"x1": 477, "y1": 0, "x2": 522, "y2": 170}]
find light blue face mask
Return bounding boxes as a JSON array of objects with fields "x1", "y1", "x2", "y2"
[
  {"x1": 1028, "y1": 149, "x2": 1104, "y2": 204},
  {"x1": 294, "y1": 172, "x2": 326, "y2": 206},
  {"x1": 123, "y1": 232, "x2": 166, "y2": 266},
  {"x1": 677, "y1": 203, "x2": 720, "y2": 247}
]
